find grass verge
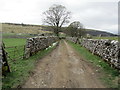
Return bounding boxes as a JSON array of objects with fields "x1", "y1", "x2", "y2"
[
  {"x1": 2, "y1": 43, "x2": 57, "y2": 89},
  {"x1": 68, "y1": 41, "x2": 119, "y2": 88}
]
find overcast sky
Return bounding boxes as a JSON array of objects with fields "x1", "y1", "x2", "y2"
[{"x1": 0, "y1": 0, "x2": 119, "y2": 34}]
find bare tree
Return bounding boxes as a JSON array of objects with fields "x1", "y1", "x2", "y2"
[
  {"x1": 67, "y1": 21, "x2": 85, "y2": 38},
  {"x1": 43, "y1": 4, "x2": 71, "y2": 37}
]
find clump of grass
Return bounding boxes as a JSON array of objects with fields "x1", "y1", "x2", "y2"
[
  {"x1": 68, "y1": 41, "x2": 119, "y2": 88},
  {"x1": 2, "y1": 44, "x2": 57, "y2": 89}
]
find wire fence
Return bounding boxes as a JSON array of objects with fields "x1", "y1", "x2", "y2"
[{"x1": 5, "y1": 45, "x2": 25, "y2": 61}]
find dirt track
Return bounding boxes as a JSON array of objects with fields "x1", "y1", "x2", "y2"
[{"x1": 23, "y1": 40, "x2": 105, "y2": 88}]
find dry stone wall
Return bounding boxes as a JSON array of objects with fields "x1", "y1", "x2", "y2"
[
  {"x1": 24, "y1": 36, "x2": 59, "y2": 58},
  {"x1": 66, "y1": 37, "x2": 120, "y2": 69}
]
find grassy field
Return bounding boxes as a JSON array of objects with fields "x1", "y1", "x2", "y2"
[
  {"x1": 2, "y1": 23, "x2": 52, "y2": 34},
  {"x1": 3, "y1": 38, "x2": 26, "y2": 47},
  {"x1": 2, "y1": 38, "x2": 57, "y2": 89},
  {"x1": 92, "y1": 36, "x2": 118, "y2": 41},
  {"x1": 2, "y1": 33, "x2": 35, "y2": 38},
  {"x1": 3, "y1": 38, "x2": 26, "y2": 61},
  {"x1": 68, "y1": 41, "x2": 119, "y2": 88}
]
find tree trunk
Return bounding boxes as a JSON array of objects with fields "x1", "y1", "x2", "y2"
[{"x1": 56, "y1": 26, "x2": 59, "y2": 37}]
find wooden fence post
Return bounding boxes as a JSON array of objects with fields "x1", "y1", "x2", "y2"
[{"x1": 1, "y1": 42, "x2": 10, "y2": 76}]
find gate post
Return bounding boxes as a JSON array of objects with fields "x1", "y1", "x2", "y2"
[{"x1": 1, "y1": 42, "x2": 10, "y2": 76}]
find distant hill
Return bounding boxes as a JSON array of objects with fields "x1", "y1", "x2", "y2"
[{"x1": 85, "y1": 29, "x2": 117, "y2": 36}]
